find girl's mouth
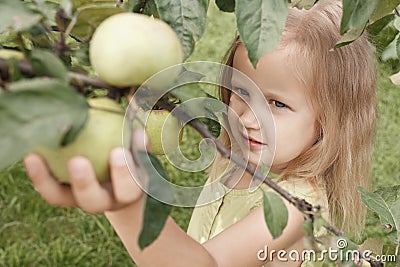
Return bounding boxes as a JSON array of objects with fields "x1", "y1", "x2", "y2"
[{"x1": 242, "y1": 134, "x2": 267, "y2": 149}]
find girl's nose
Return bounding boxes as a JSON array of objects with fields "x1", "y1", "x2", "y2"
[{"x1": 239, "y1": 106, "x2": 260, "y2": 130}]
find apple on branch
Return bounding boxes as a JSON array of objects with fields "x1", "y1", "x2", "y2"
[
  {"x1": 134, "y1": 107, "x2": 183, "y2": 155},
  {"x1": 145, "y1": 109, "x2": 183, "y2": 155},
  {"x1": 34, "y1": 97, "x2": 126, "y2": 184},
  {"x1": 89, "y1": 12, "x2": 184, "y2": 89}
]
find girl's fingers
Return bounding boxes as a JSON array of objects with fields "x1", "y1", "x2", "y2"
[
  {"x1": 110, "y1": 128, "x2": 150, "y2": 204},
  {"x1": 110, "y1": 148, "x2": 143, "y2": 204},
  {"x1": 68, "y1": 156, "x2": 115, "y2": 213},
  {"x1": 23, "y1": 153, "x2": 77, "y2": 207},
  {"x1": 25, "y1": 129, "x2": 150, "y2": 213}
]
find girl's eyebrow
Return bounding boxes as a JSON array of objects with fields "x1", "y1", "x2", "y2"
[
  {"x1": 232, "y1": 76, "x2": 289, "y2": 99},
  {"x1": 230, "y1": 75, "x2": 257, "y2": 90},
  {"x1": 231, "y1": 74, "x2": 299, "y2": 105}
]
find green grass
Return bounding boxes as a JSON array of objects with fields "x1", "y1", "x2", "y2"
[
  {"x1": 372, "y1": 62, "x2": 400, "y2": 188},
  {"x1": 1, "y1": 3, "x2": 400, "y2": 267}
]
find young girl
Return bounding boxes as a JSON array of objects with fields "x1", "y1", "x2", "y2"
[{"x1": 23, "y1": 0, "x2": 376, "y2": 266}]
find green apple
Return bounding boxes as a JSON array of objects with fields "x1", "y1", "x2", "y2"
[
  {"x1": 145, "y1": 109, "x2": 183, "y2": 155},
  {"x1": 34, "y1": 97, "x2": 126, "y2": 183},
  {"x1": 89, "y1": 12, "x2": 183, "y2": 88}
]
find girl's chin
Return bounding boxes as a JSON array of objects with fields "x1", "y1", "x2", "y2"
[{"x1": 246, "y1": 153, "x2": 274, "y2": 168}]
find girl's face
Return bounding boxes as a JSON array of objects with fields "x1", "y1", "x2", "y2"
[{"x1": 227, "y1": 44, "x2": 318, "y2": 174}]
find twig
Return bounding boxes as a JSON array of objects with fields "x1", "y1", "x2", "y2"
[
  {"x1": 0, "y1": 58, "x2": 133, "y2": 97},
  {"x1": 51, "y1": 25, "x2": 85, "y2": 43},
  {"x1": 323, "y1": 224, "x2": 344, "y2": 237}
]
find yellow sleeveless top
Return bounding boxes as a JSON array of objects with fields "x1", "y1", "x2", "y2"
[{"x1": 186, "y1": 178, "x2": 330, "y2": 266}]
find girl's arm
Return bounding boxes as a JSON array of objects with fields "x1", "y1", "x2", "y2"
[
  {"x1": 105, "y1": 205, "x2": 218, "y2": 267},
  {"x1": 106, "y1": 192, "x2": 306, "y2": 267},
  {"x1": 24, "y1": 141, "x2": 306, "y2": 267}
]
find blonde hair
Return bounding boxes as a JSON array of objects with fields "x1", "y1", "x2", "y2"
[{"x1": 214, "y1": 0, "x2": 377, "y2": 241}]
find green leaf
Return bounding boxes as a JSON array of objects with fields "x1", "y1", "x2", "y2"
[
  {"x1": 341, "y1": 0, "x2": 380, "y2": 34},
  {"x1": 0, "y1": 0, "x2": 42, "y2": 33},
  {"x1": 302, "y1": 220, "x2": 313, "y2": 236},
  {"x1": 235, "y1": 0, "x2": 288, "y2": 67},
  {"x1": 381, "y1": 33, "x2": 400, "y2": 61},
  {"x1": 142, "y1": 0, "x2": 159, "y2": 17},
  {"x1": 26, "y1": 1, "x2": 59, "y2": 29},
  {"x1": 71, "y1": 3, "x2": 124, "y2": 40},
  {"x1": 171, "y1": 85, "x2": 206, "y2": 103},
  {"x1": 367, "y1": 13, "x2": 395, "y2": 36},
  {"x1": 374, "y1": 185, "x2": 400, "y2": 206},
  {"x1": 5, "y1": 58, "x2": 23, "y2": 82},
  {"x1": 26, "y1": 25, "x2": 53, "y2": 49},
  {"x1": 136, "y1": 151, "x2": 173, "y2": 249},
  {"x1": 262, "y1": 190, "x2": 288, "y2": 239},
  {"x1": 0, "y1": 78, "x2": 88, "y2": 170},
  {"x1": 70, "y1": 0, "x2": 119, "y2": 10},
  {"x1": 169, "y1": 69, "x2": 209, "y2": 117},
  {"x1": 126, "y1": 0, "x2": 146, "y2": 12},
  {"x1": 266, "y1": 171, "x2": 282, "y2": 180},
  {"x1": 71, "y1": 0, "x2": 92, "y2": 9},
  {"x1": 291, "y1": 0, "x2": 316, "y2": 10},
  {"x1": 369, "y1": 0, "x2": 400, "y2": 23},
  {"x1": 394, "y1": 16, "x2": 400, "y2": 31},
  {"x1": 30, "y1": 49, "x2": 69, "y2": 83},
  {"x1": 0, "y1": 30, "x2": 19, "y2": 49},
  {"x1": 198, "y1": 116, "x2": 221, "y2": 138},
  {"x1": 204, "y1": 93, "x2": 226, "y2": 113},
  {"x1": 358, "y1": 186, "x2": 400, "y2": 240},
  {"x1": 155, "y1": 0, "x2": 209, "y2": 59},
  {"x1": 334, "y1": 26, "x2": 365, "y2": 48},
  {"x1": 171, "y1": 71, "x2": 223, "y2": 137},
  {"x1": 126, "y1": 0, "x2": 158, "y2": 16},
  {"x1": 170, "y1": 69, "x2": 206, "y2": 101},
  {"x1": 313, "y1": 213, "x2": 328, "y2": 230},
  {"x1": 73, "y1": 42, "x2": 90, "y2": 66},
  {"x1": 215, "y1": 0, "x2": 235, "y2": 12},
  {"x1": 396, "y1": 34, "x2": 400, "y2": 58}
]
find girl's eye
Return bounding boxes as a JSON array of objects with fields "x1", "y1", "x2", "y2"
[
  {"x1": 271, "y1": 100, "x2": 287, "y2": 109},
  {"x1": 234, "y1": 87, "x2": 250, "y2": 97}
]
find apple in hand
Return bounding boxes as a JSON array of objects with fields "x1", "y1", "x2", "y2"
[
  {"x1": 89, "y1": 12, "x2": 184, "y2": 88},
  {"x1": 144, "y1": 109, "x2": 183, "y2": 155},
  {"x1": 34, "y1": 97, "x2": 126, "y2": 184}
]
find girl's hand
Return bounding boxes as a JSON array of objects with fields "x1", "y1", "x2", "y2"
[{"x1": 23, "y1": 131, "x2": 147, "y2": 214}]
